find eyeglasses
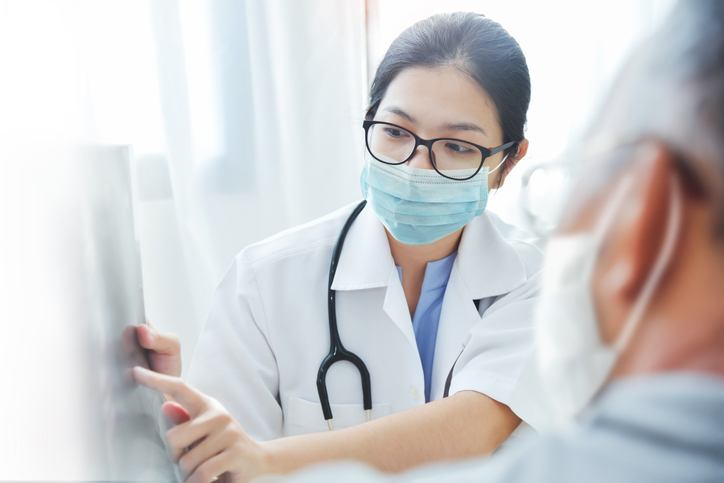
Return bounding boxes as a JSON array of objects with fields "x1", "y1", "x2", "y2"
[{"x1": 363, "y1": 120, "x2": 516, "y2": 180}]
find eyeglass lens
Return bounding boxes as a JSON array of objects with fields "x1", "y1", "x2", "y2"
[{"x1": 366, "y1": 123, "x2": 484, "y2": 180}]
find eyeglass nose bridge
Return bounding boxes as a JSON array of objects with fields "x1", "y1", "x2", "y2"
[{"x1": 404, "y1": 133, "x2": 438, "y2": 167}]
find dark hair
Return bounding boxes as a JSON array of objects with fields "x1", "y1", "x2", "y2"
[{"x1": 366, "y1": 12, "x2": 531, "y2": 179}]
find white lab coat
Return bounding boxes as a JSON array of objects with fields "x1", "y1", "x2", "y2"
[{"x1": 187, "y1": 201, "x2": 550, "y2": 443}]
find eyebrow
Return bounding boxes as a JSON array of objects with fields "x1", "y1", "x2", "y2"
[
  {"x1": 382, "y1": 106, "x2": 488, "y2": 137},
  {"x1": 441, "y1": 122, "x2": 488, "y2": 137},
  {"x1": 382, "y1": 107, "x2": 416, "y2": 123}
]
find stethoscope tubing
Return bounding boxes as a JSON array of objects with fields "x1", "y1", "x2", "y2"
[
  {"x1": 315, "y1": 199, "x2": 463, "y2": 430},
  {"x1": 316, "y1": 200, "x2": 372, "y2": 428}
]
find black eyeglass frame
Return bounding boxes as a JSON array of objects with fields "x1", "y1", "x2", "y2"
[{"x1": 362, "y1": 120, "x2": 516, "y2": 181}]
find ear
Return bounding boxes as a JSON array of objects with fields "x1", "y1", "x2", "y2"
[
  {"x1": 593, "y1": 142, "x2": 683, "y2": 342},
  {"x1": 493, "y1": 139, "x2": 529, "y2": 189}
]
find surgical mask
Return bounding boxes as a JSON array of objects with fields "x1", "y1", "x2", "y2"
[
  {"x1": 359, "y1": 158, "x2": 505, "y2": 246},
  {"x1": 536, "y1": 173, "x2": 682, "y2": 422}
]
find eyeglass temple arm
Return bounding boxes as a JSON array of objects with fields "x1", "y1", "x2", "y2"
[{"x1": 488, "y1": 140, "x2": 517, "y2": 156}]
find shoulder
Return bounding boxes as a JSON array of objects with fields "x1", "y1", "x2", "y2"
[
  {"x1": 485, "y1": 211, "x2": 545, "y2": 278},
  {"x1": 235, "y1": 201, "x2": 361, "y2": 271}
]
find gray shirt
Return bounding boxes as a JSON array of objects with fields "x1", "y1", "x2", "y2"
[{"x1": 267, "y1": 373, "x2": 724, "y2": 483}]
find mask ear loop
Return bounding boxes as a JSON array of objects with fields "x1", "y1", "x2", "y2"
[
  {"x1": 593, "y1": 174, "x2": 636, "y2": 239},
  {"x1": 487, "y1": 154, "x2": 509, "y2": 175},
  {"x1": 614, "y1": 174, "x2": 683, "y2": 352}
]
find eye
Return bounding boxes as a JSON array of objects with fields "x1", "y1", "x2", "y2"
[
  {"x1": 383, "y1": 127, "x2": 410, "y2": 139},
  {"x1": 445, "y1": 142, "x2": 474, "y2": 154}
]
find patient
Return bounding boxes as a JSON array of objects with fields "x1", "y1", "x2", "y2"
[{"x1": 258, "y1": 1, "x2": 724, "y2": 481}]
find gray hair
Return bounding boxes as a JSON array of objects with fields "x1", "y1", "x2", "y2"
[{"x1": 589, "y1": 0, "x2": 724, "y2": 236}]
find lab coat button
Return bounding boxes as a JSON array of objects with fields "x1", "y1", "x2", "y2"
[{"x1": 408, "y1": 385, "x2": 420, "y2": 400}]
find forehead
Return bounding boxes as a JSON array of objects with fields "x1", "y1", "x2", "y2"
[{"x1": 377, "y1": 67, "x2": 503, "y2": 141}]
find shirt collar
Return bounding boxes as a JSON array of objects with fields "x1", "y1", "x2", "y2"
[
  {"x1": 332, "y1": 205, "x2": 529, "y2": 297},
  {"x1": 580, "y1": 372, "x2": 724, "y2": 435},
  {"x1": 396, "y1": 251, "x2": 457, "y2": 292},
  {"x1": 456, "y1": 212, "x2": 528, "y2": 299},
  {"x1": 331, "y1": 203, "x2": 395, "y2": 291}
]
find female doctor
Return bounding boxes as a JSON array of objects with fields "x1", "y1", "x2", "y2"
[{"x1": 135, "y1": 12, "x2": 546, "y2": 482}]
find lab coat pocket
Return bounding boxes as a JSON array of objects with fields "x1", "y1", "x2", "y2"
[{"x1": 284, "y1": 397, "x2": 391, "y2": 436}]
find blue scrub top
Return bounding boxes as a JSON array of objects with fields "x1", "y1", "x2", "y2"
[{"x1": 396, "y1": 251, "x2": 457, "y2": 402}]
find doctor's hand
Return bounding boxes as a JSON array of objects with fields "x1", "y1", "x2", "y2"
[
  {"x1": 136, "y1": 321, "x2": 182, "y2": 377},
  {"x1": 133, "y1": 366, "x2": 268, "y2": 483}
]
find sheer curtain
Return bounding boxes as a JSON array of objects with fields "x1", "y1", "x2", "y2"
[
  {"x1": 1, "y1": 2, "x2": 366, "y2": 478},
  {"x1": 64, "y1": 0, "x2": 368, "y2": 371}
]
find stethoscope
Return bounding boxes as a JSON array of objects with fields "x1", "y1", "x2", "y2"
[
  {"x1": 316, "y1": 199, "x2": 468, "y2": 430},
  {"x1": 316, "y1": 199, "x2": 371, "y2": 431}
]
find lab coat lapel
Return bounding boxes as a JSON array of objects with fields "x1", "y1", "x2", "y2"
[
  {"x1": 382, "y1": 266, "x2": 417, "y2": 349},
  {"x1": 330, "y1": 203, "x2": 417, "y2": 350},
  {"x1": 430, "y1": 212, "x2": 528, "y2": 400},
  {"x1": 430, "y1": 263, "x2": 481, "y2": 400}
]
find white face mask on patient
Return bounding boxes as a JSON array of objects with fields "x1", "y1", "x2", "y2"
[{"x1": 535, "y1": 172, "x2": 682, "y2": 422}]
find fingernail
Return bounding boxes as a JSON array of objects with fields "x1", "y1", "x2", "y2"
[
  {"x1": 140, "y1": 324, "x2": 155, "y2": 340},
  {"x1": 133, "y1": 366, "x2": 149, "y2": 375}
]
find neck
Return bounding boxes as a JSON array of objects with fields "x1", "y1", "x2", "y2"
[
  {"x1": 612, "y1": 312, "x2": 724, "y2": 380},
  {"x1": 386, "y1": 228, "x2": 462, "y2": 318},
  {"x1": 611, "y1": 244, "x2": 724, "y2": 380},
  {"x1": 386, "y1": 228, "x2": 462, "y2": 268}
]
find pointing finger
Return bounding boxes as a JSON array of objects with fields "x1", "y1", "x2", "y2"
[{"x1": 133, "y1": 366, "x2": 205, "y2": 415}]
